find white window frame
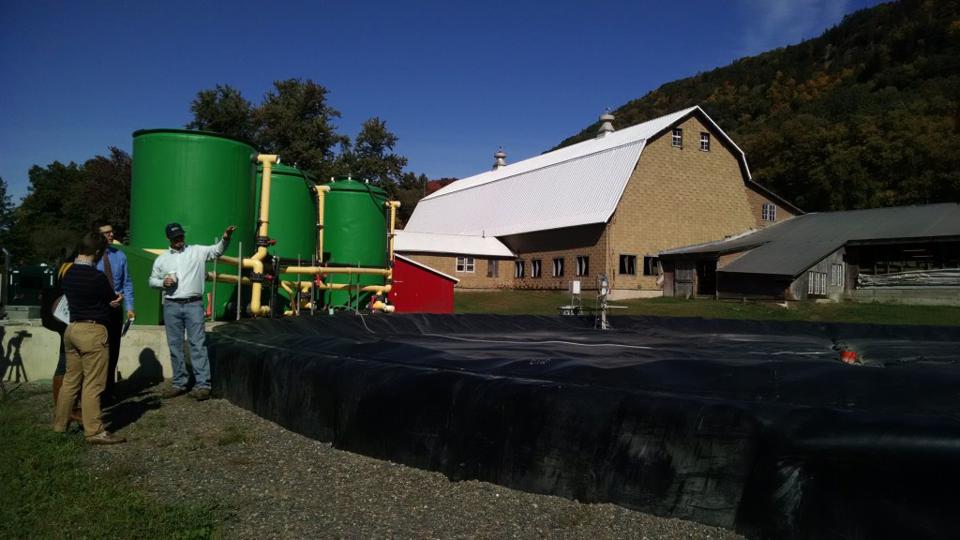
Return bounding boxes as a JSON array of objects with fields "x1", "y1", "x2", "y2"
[
  {"x1": 672, "y1": 128, "x2": 683, "y2": 148},
  {"x1": 762, "y1": 203, "x2": 777, "y2": 222},
  {"x1": 552, "y1": 257, "x2": 564, "y2": 277},
  {"x1": 807, "y1": 271, "x2": 827, "y2": 296},
  {"x1": 700, "y1": 132, "x2": 710, "y2": 151},
  {"x1": 487, "y1": 259, "x2": 499, "y2": 278},
  {"x1": 831, "y1": 263, "x2": 844, "y2": 287},
  {"x1": 456, "y1": 256, "x2": 475, "y2": 273},
  {"x1": 576, "y1": 255, "x2": 589, "y2": 277}
]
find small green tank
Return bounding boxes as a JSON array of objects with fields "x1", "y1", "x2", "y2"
[
  {"x1": 255, "y1": 163, "x2": 318, "y2": 308},
  {"x1": 322, "y1": 177, "x2": 388, "y2": 309}
]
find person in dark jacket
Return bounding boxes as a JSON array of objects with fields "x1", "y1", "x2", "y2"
[
  {"x1": 39, "y1": 250, "x2": 82, "y2": 420},
  {"x1": 52, "y1": 232, "x2": 126, "y2": 444}
]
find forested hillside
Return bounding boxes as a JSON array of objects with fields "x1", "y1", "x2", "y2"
[{"x1": 556, "y1": 0, "x2": 960, "y2": 212}]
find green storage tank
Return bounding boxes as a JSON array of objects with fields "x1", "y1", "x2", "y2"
[
  {"x1": 255, "y1": 163, "x2": 318, "y2": 306},
  {"x1": 130, "y1": 129, "x2": 257, "y2": 321},
  {"x1": 323, "y1": 177, "x2": 388, "y2": 309}
]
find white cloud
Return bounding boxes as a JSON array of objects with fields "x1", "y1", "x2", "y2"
[{"x1": 739, "y1": 0, "x2": 852, "y2": 57}]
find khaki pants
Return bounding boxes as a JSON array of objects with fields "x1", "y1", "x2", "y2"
[{"x1": 53, "y1": 322, "x2": 109, "y2": 437}]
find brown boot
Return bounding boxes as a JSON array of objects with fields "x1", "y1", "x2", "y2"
[{"x1": 86, "y1": 431, "x2": 126, "y2": 445}]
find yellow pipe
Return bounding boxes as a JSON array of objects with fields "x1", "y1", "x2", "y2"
[
  {"x1": 315, "y1": 185, "x2": 330, "y2": 262},
  {"x1": 371, "y1": 301, "x2": 395, "y2": 313},
  {"x1": 245, "y1": 153, "x2": 279, "y2": 317},
  {"x1": 206, "y1": 272, "x2": 251, "y2": 285},
  {"x1": 314, "y1": 283, "x2": 392, "y2": 293},
  {"x1": 386, "y1": 200, "x2": 400, "y2": 263},
  {"x1": 283, "y1": 266, "x2": 392, "y2": 276},
  {"x1": 256, "y1": 154, "x2": 278, "y2": 239},
  {"x1": 280, "y1": 280, "x2": 313, "y2": 293}
]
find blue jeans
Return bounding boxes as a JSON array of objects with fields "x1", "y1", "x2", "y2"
[{"x1": 163, "y1": 301, "x2": 210, "y2": 390}]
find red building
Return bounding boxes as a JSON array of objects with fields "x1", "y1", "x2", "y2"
[{"x1": 389, "y1": 254, "x2": 459, "y2": 313}]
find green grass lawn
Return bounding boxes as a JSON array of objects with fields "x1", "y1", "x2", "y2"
[
  {"x1": 454, "y1": 290, "x2": 960, "y2": 326},
  {"x1": 0, "y1": 387, "x2": 219, "y2": 540}
]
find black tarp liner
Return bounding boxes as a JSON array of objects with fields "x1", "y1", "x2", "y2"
[{"x1": 207, "y1": 314, "x2": 960, "y2": 539}]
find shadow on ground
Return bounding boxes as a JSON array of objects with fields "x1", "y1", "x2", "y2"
[{"x1": 104, "y1": 349, "x2": 164, "y2": 431}]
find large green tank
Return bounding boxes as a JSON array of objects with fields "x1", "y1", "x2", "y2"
[
  {"x1": 255, "y1": 163, "x2": 318, "y2": 307},
  {"x1": 323, "y1": 177, "x2": 388, "y2": 309},
  {"x1": 130, "y1": 129, "x2": 257, "y2": 321}
]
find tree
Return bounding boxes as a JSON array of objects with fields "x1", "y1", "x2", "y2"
[
  {"x1": 553, "y1": 0, "x2": 960, "y2": 211},
  {"x1": 255, "y1": 79, "x2": 348, "y2": 179},
  {"x1": 77, "y1": 148, "x2": 133, "y2": 240},
  {"x1": 8, "y1": 148, "x2": 133, "y2": 262},
  {"x1": 0, "y1": 177, "x2": 15, "y2": 239},
  {"x1": 336, "y1": 117, "x2": 408, "y2": 190},
  {"x1": 186, "y1": 84, "x2": 257, "y2": 141},
  {"x1": 12, "y1": 161, "x2": 87, "y2": 262},
  {"x1": 393, "y1": 172, "x2": 430, "y2": 227}
]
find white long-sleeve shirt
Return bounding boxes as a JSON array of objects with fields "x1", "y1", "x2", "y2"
[{"x1": 149, "y1": 238, "x2": 230, "y2": 300}]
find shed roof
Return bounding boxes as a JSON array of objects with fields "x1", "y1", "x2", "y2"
[
  {"x1": 394, "y1": 230, "x2": 514, "y2": 258},
  {"x1": 661, "y1": 203, "x2": 960, "y2": 277},
  {"x1": 404, "y1": 106, "x2": 754, "y2": 237},
  {"x1": 394, "y1": 254, "x2": 459, "y2": 283}
]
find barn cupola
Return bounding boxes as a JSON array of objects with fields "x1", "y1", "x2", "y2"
[
  {"x1": 493, "y1": 147, "x2": 507, "y2": 170},
  {"x1": 597, "y1": 111, "x2": 615, "y2": 138}
]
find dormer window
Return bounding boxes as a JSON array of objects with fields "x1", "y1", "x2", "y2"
[
  {"x1": 672, "y1": 128, "x2": 683, "y2": 148},
  {"x1": 700, "y1": 132, "x2": 710, "y2": 151},
  {"x1": 762, "y1": 203, "x2": 777, "y2": 222}
]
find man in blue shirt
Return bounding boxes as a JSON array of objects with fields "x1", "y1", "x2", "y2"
[{"x1": 96, "y1": 222, "x2": 135, "y2": 402}]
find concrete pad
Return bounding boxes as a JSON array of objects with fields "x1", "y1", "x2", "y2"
[
  {"x1": 0, "y1": 319, "x2": 207, "y2": 383},
  {"x1": 609, "y1": 289, "x2": 663, "y2": 300}
]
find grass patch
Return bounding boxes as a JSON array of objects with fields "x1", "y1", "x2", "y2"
[
  {"x1": 455, "y1": 290, "x2": 960, "y2": 326},
  {"x1": 0, "y1": 389, "x2": 220, "y2": 539},
  {"x1": 216, "y1": 424, "x2": 255, "y2": 447}
]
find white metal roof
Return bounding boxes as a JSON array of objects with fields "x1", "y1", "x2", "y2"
[
  {"x1": 394, "y1": 230, "x2": 515, "y2": 257},
  {"x1": 404, "y1": 106, "x2": 748, "y2": 237},
  {"x1": 394, "y1": 254, "x2": 460, "y2": 283}
]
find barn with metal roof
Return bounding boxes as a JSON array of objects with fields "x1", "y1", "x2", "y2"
[
  {"x1": 399, "y1": 106, "x2": 800, "y2": 296},
  {"x1": 659, "y1": 203, "x2": 960, "y2": 304}
]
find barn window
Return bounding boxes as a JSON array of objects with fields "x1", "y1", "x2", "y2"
[
  {"x1": 552, "y1": 257, "x2": 564, "y2": 277},
  {"x1": 515, "y1": 260, "x2": 525, "y2": 278},
  {"x1": 807, "y1": 271, "x2": 827, "y2": 296},
  {"x1": 831, "y1": 263, "x2": 844, "y2": 287},
  {"x1": 456, "y1": 256, "x2": 475, "y2": 273},
  {"x1": 619, "y1": 255, "x2": 637, "y2": 275},
  {"x1": 672, "y1": 128, "x2": 683, "y2": 148},
  {"x1": 762, "y1": 203, "x2": 777, "y2": 222},
  {"x1": 487, "y1": 259, "x2": 499, "y2": 278},
  {"x1": 643, "y1": 256, "x2": 660, "y2": 276},
  {"x1": 531, "y1": 259, "x2": 542, "y2": 278},
  {"x1": 576, "y1": 256, "x2": 590, "y2": 276},
  {"x1": 700, "y1": 132, "x2": 711, "y2": 151}
]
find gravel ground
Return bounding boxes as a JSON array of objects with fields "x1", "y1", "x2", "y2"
[{"x1": 44, "y1": 382, "x2": 745, "y2": 539}]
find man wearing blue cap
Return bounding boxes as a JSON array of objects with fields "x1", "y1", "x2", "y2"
[{"x1": 149, "y1": 222, "x2": 235, "y2": 401}]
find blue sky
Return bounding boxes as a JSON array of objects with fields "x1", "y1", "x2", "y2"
[{"x1": 0, "y1": 0, "x2": 883, "y2": 202}]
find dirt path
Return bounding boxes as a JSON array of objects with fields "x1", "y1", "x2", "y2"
[{"x1": 52, "y1": 383, "x2": 745, "y2": 539}]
